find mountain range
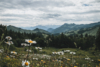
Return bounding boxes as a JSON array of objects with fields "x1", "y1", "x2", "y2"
[
  {"x1": 7, "y1": 21, "x2": 100, "y2": 36},
  {"x1": 51, "y1": 22, "x2": 100, "y2": 34},
  {"x1": 64, "y1": 24, "x2": 100, "y2": 36},
  {"x1": 21, "y1": 25, "x2": 60, "y2": 31},
  {"x1": 7, "y1": 25, "x2": 50, "y2": 34}
]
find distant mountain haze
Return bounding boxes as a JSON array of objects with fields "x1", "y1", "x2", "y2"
[
  {"x1": 47, "y1": 28, "x2": 54, "y2": 32},
  {"x1": 51, "y1": 22, "x2": 100, "y2": 34},
  {"x1": 7, "y1": 21, "x2": 100, "y2": 36},
  {"x1": 7, "y1": 25, "x2": 50, "y2": 34},
  {"x1": 21, "y1": 25, "x2": 61, "y2": 31}
]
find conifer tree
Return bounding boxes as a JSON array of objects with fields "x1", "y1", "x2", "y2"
[{"x1": 95, "y1": 27, "x2": 100, "y2": 50}]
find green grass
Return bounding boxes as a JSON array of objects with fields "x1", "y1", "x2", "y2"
[
  {"x1": 14, "y1": 47, "x2": 100, "y2": 57},
  {"x1": 1, "y1": 46, "x2": 100, "y2": 67}
]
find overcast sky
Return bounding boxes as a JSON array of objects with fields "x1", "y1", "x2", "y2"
[{"x1": 0, "y1": 0, "x2": 100, "y2": 27}]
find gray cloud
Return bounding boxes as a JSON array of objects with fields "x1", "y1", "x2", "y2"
[
  {"x1": 0, "y1": 0, "x2": 18, "y2": 9},
  {"x1": 96, "y1": 0, "x2": 100, "y2": 2},
  {"x1": 17, "y1": 0, "x2": 75, "y2": 8},
  {"x1": 70, "y1": 10, "x2": 100, "y2": 14},
  {"x1": 1, "y1": 14, "x2": 34, "y2": 19},
  {"x1": 40, "y1": 14, "x2": 61, "y2": 19},
  {"x1": 0, "y1": 18, "x2": 18, "y2": 21},
  {"x1": 0, "y1": 0, "x2": 100, "y2": 26},
  {"x1": 0, "y1": 0, "x2": 75, "y2": 10},
  {"x1": 0, "y1": 14, "x2": 35, "y2": 22},
  {"x1": 86, "y1": 10, "x2": 100, "y2": 14},
  {"x1": 60, "y1": 14, "x2": 100, "y2": 22}
]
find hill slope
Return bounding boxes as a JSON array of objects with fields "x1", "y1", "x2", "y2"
[
  {"x1": 64, "y1": 25, "x2": 100, "y2": 36},
  {"x1": 7, "y1": 25, "x2": 50, "y2": 34},
  {"x1": 51, "y1": 22, "x2": 100, "y2": 34}
]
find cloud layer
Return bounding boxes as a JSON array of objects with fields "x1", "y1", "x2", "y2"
[{"x1": 0, "y1": 0, "x2": 100, "y2": 27}]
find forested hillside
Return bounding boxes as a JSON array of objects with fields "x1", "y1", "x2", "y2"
[{"x1": 0, "y1": 24, "x2": 99, "y2": 50}]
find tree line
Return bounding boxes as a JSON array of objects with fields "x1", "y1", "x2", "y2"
[{"x1": 0, "y1": 24, "x2": 100, "y2": 50}]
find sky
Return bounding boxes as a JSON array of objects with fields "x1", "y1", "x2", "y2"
[{"x1": 0, "y1": 0, "x2": 100, "y2": 27}]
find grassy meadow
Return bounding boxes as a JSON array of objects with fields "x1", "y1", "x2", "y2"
[{"x1": 0, "y1": 46, "x2": 100, "y2": 67}]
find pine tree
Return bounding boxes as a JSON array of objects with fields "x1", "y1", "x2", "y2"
[{"x1": 95, "y1": 27, "x2": 100, "y2": 50}]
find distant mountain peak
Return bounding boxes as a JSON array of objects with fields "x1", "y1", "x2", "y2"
[
  {"x1": 34, "y1": 28, "x2": 39, "y2": 30},
  {"x1": 63, "y1": 23, "x2": 76, "y2": 25},
  {"x1": 47, "y1": 28, "x2": 54, "y2": 32},
  {"x1": 8, "y1": 25, "x2": 14, "y2": 27}
]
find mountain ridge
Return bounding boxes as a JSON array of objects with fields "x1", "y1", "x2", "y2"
[
  {"x1": 51, "y1": 22, "x2": 100, "y2": 34},
  {"x1": 7, "y1": 21, "x2": 100, "y2": 36},
  {"x1": 7, "y1": 25, "x2": 50, "y2": 34},
  {"x1": 21, "y1": 25, "x2": 61, "y2": 31}
]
